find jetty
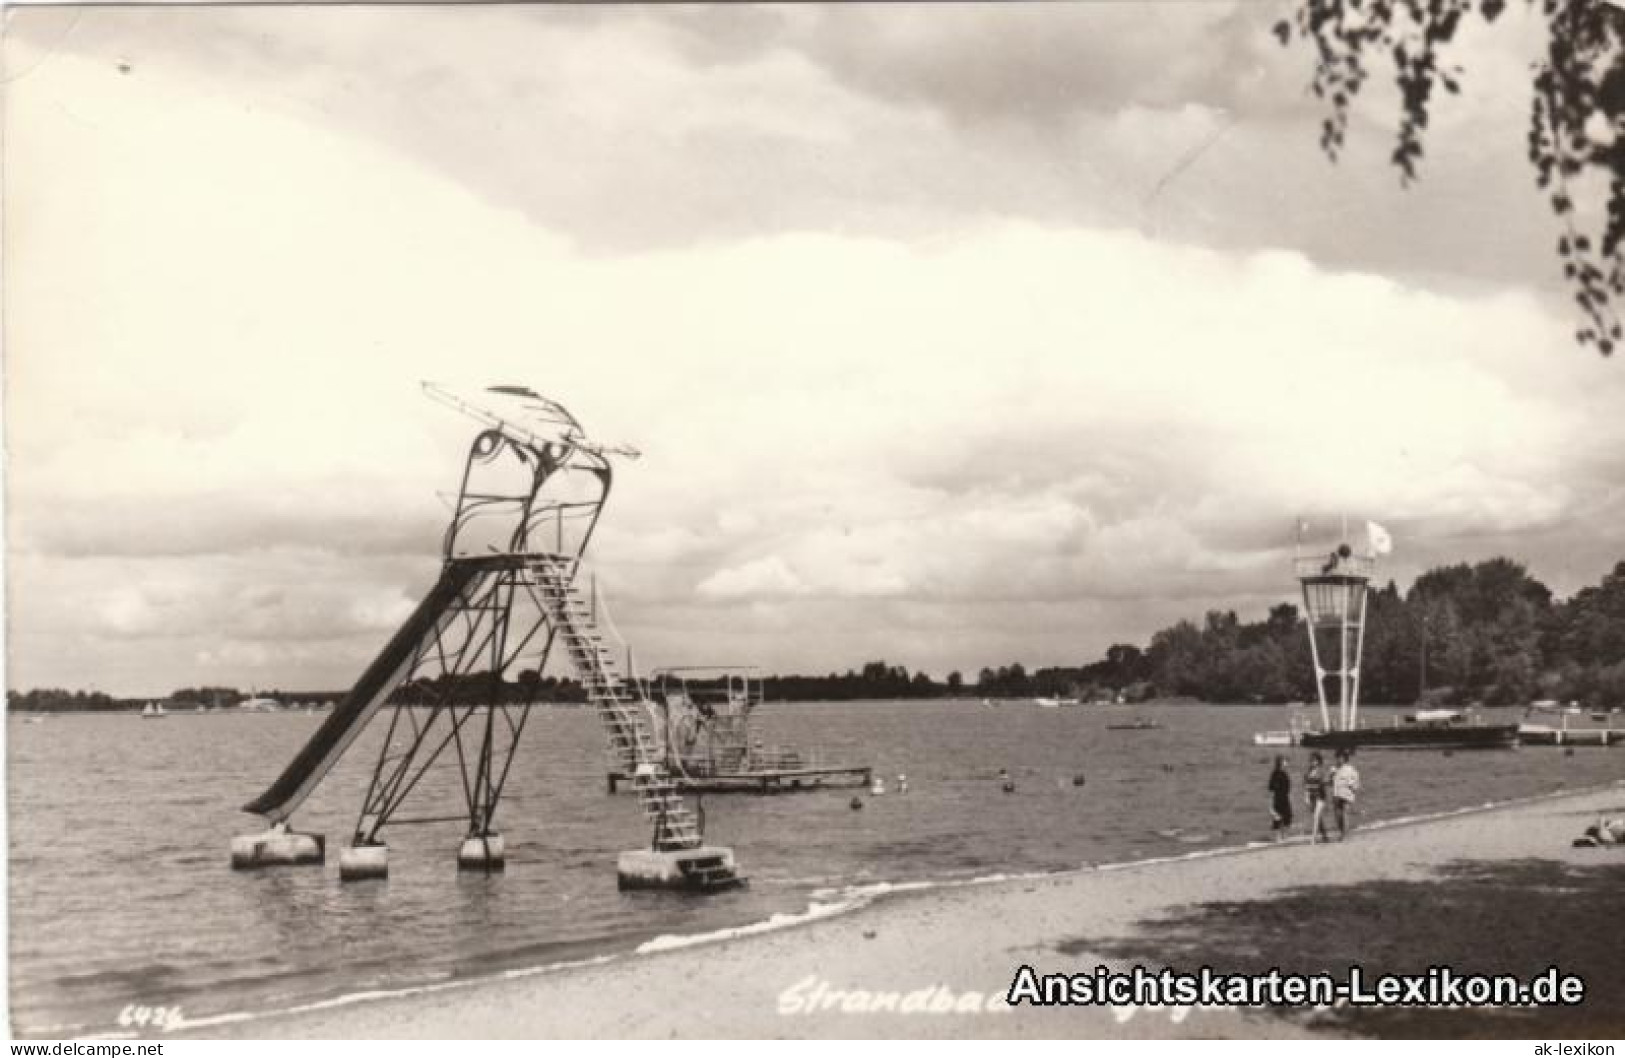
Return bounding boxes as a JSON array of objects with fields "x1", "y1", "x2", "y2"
[
  {"x1": 1517, "y1": 723, "x2": 1622, "y2": 747},
  {"x1": 608, "y1": 762, "x2": 874, "y2": 795}
]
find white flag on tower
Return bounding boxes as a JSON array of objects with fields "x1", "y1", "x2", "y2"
[{"x1": 1366, "y1": 520, "x2": 1393, "y2": 556}]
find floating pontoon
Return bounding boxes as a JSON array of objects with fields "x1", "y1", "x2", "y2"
[{"x1": 605, "y1": 667, "x2": 872, "y2": 794}]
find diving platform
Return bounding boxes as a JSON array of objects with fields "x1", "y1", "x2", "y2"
[
  {"x1": 620, "y1": 667, "x2": 873, "y2": 797},
  {"x1": 607, "y1": 763, "x2": 873, "y2": 795}
]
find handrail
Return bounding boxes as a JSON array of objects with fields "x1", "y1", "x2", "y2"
[{"x1": 1295, "y1": 553, "x2": 1374, "y2": 579}]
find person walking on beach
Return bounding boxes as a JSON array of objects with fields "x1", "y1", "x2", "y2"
[
  {"x1": 1330, "y1": 750, "x2": 1361, "y2": 840},
  {"x1": 1303, "y1": 751, "x2": 1330, "y2": 843},
  {"x1": 1267, "y1": 756, "x2": 1293, "y2": 842}
]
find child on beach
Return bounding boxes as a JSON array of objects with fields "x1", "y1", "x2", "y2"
[
  {"x1": 1330, "y1": 750, "x2": 1360, "y2": 840},
  {"x1": 1573, "y1": 816, "x2": 1625, "y2": 847},
  {"x1": 1268, "y1": 756, "x2": 1293, "y2": 841},
  {"x1": 1303, "y1": 751, "x2": 1330, "y2": 843}
]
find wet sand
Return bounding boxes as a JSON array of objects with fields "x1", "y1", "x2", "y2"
[{"x1": 190, "y1": 782, "x2": 1625, "y2": 1039}]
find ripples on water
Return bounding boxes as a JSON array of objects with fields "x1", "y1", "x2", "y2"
[{"x1": 8, "y1": 702, "x2": 1621, "y2": 1035}]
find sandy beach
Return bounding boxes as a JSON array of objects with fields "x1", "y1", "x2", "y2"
[{"x1": 185, "y1": 781, "x2": 1625, "y2": 1039}]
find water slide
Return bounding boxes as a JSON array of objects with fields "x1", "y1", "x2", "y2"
[{"x1": 241, "y1": 559, "x2": 486, "y2": 823}]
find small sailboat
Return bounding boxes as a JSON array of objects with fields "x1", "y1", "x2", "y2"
[{"x1": 140, "y1": 701, "x2": 167, "y2": 720}]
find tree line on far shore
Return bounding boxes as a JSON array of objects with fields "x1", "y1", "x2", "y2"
[
  {"x1": 763, "y1": 556, "x2": 1625, "y2": 707},
  {"x1": 979, "y1": 556, "x2": 1624, "y2": 708},
  {"x1": 10, "y1": 557, "x2": 1624, "y2": 712},
  {"x1": 1049, "y1": 555, "x2": 1624, "y2": 708}
]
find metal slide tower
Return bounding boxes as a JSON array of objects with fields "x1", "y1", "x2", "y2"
[{"x1": 230, "y1": 384, "x2": 742, "y2": 890}]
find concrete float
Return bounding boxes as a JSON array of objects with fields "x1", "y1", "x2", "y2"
[
  {"x1": 229, "y1": 824, "x2": 325, "y2": 869},
  {"x1": 617, "y1": 846, "x2": 744, "y2": 891},
  {"x1": 457, "y1": 833, "x2": 506, "y2": 872},
  {"x1": 338, "y1": 842, "x2": 390, "y2": 881}
]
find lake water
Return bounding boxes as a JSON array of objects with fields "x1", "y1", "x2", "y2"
[{"x1": 7, "y1": 701, "x2": 1621, "y2": 1036}]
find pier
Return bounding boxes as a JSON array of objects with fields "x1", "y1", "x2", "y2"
[
  {"x1": 608, "y1": 763, "x2": 873, "y2": 795},
  {"x1": 1517, "y1": 723, "x2": 1622, "y2": 747}
]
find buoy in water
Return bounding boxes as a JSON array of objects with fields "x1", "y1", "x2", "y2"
[
  {"x1": 1072, "y1": 774, "x2": 1087, "y2": 787},
  {"x1": 1002, "y1": 780, "x2": 1016, "y2": 794},
  {"x1": 849, "y1": 796, "x2": 864, "y2": 811},
  {"x1": 338, "y1": 842, "x2": 390, "y2": 881},
  {"x1": 457, "y1": 833, "x2": 505, "y2": 872},
  {"x1": 229, "y1": 824, "x2": 324, "y2": 870},
  {"x1": 870, "y1": 778, "x2": 886, "y2": 796},
  {"x1": 896, "y1": 773, "x2": 908, "y2": 793}
]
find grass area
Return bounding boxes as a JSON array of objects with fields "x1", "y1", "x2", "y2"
[{"x1": 1065, "y1": 856, "x2": 1625, "y2": 1038}]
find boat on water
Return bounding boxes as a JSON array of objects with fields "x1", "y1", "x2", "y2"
[
  {"x1": 140, "y1": 701, "x2": 167, "y2": 720},
  {"x1": 1105, "y1": 717, "x2": 1161, "y2": 731},
  {"x1": 1529, "y1": 698, "x2": 1584, "y2": 716},
  {"x1": 1253, "y1": 711, "x2": 1312, "y2": 747},
  {"x1": 1033, "y1": 697, "x2": 1080, "y2": 708},
  {"x1": 1300, "y1": 715, "x2": 1520, "y2": 751},
  {"x1": 1407, "y1": 708, "x2": 1464, "y2": 724}
]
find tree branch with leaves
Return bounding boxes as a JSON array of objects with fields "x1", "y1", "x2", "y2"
[{"x1": 1275, "y1": 0, "x2": 1624, "y2": 355}]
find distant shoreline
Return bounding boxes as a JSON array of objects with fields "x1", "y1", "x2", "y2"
[{"x1": 10, "y1": 697, "x2": 1509, "y2": 714}]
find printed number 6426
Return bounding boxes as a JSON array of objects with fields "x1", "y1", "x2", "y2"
[{"x1": 117, "y1": 1004, "x2": 184, "y2": 1031}]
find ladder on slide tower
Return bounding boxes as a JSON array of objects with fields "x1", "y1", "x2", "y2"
[{"x1": 530, "y1": 554, "x2": 702, "y2": 852}]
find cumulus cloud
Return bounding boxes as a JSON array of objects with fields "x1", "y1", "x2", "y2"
[
  {"x1": 4, "y1": 3, "x2": 1562, "y2": 284},
  {"x1": 697, "y1": 556, "x2": 809, "y2": 600},
  {"x1": 4, "y1": 7, "x2": 1620, "y2": 694}
]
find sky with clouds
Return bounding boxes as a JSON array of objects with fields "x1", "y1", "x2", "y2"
[{"x1": 5, "y1": 3, "x2": 1623, "y2": 696}]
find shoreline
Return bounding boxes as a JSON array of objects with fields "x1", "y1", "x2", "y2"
[{"x1": 157, "y1": 779, "x2": 1625, "y2": 1040}]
